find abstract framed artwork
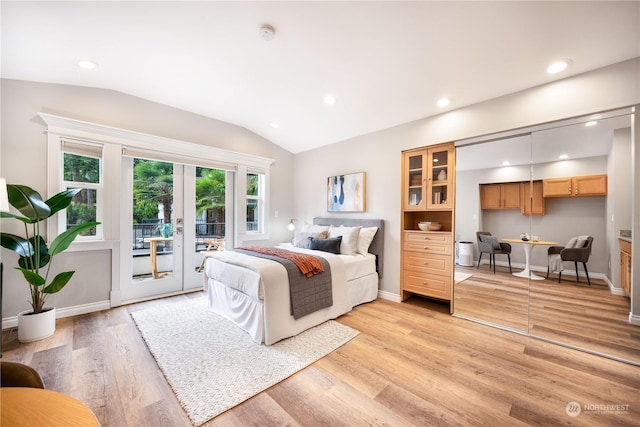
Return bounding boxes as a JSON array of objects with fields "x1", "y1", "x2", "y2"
[{"x1": 327, "y1": 172, "x2": 366, "y2": 212}]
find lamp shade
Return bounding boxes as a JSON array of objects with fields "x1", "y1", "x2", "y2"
[
  {"x1": 0, "y1": 178, "x2": 9, "y2": 212},
  {"x1": 287, "y1": 219, "x2": 296, "y2": 231}
]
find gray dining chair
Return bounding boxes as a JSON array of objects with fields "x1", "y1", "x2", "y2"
[
  {"x1": 476, "y1": 231, "x2": 512, "y2": 274},
  {"x1": 546, "y1": 236, "x2": 593, "y2": 286}
]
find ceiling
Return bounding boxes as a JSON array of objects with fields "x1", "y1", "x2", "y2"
[
  {"x1": 2, "y1": 2, "x2": 639, "y2": 154},
  {"x1": 456, "y1": 110, "x2": 633, "y2": 171}
]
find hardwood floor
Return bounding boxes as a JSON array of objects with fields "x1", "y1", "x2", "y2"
[
  {"x1": 2, "y1": 292, "x2": 639, "y2": 426},
  {"x1": 455, "y1": 264, "x2": 639, "y2": 364}
]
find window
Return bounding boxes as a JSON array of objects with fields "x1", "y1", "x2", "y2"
[
  {"x1": 60, "y1": 141, "x2": 103, "y2": 239},
  {"x1": 246, "y1": 171, "x2": 264, "y2": 234}
]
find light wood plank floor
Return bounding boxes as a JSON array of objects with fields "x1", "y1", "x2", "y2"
[
  {"x1": 2, "y1": 292, "x2": 639, "y2": 426},
  {"x1": 455, "y1": 264, "x2": 639, "y2": 364}
]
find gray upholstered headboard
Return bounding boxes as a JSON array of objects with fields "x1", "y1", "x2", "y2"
[{"x1": 313, "y1": 217, "x2": 385, "y2": 278}]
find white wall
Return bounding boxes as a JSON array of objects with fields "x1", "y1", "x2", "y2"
[
  {"x1": 0, "y1": 79, "x2": 295, "y2": 318},
  {"x1": 293, "y1": 58, "x2": 640, "y2": 299},
  {"x1": 2, "y1": 58, "x2": 639, "y2": 320}
]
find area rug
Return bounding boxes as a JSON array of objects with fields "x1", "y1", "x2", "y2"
[
  {"x1": 455, "y1": 271, "x2": 473, "y2": 284},
  {"x1": 131, "y1": 297, "x2": 359, "y2": 426}
]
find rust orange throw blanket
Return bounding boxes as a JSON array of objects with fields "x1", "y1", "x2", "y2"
[{"x1": 236, "y1": 246, "x2": 324, "y2": 277}]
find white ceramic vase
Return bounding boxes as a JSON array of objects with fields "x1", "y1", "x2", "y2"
[{"x1": 18, "y1": 307, "x2": 56, "y2": 343}]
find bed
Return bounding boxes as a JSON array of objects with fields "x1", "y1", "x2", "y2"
[{"x1": 204, "y1": 217, "x2": 384, "y2": 345}]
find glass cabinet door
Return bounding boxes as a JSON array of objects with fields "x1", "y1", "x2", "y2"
[
  {"x1": 427, "y1": 146, "x2": 453, "y2": 210},
  {"x1": 403, "y1": 150, "x2": 426, "y2": 210}
]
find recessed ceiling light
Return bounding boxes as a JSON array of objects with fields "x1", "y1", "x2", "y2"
[
  {"x1": 437, "y1": 98, "x2": 451, "y2": 108},
  {"x1": 324, "y1": 95, "x2": 336, "y2": 105},
  {"x1": 502, "y1": 161, "x2": 510, "y2": 166},
  {"x1": 546, "y1": 59, "x2": 571, "y2": 74},
  {"x1": 559, "y1": 154, "x2": 569, "y2": 160},
  {"x1": 270, "y1": 122, "x2": 279, "y2": 128},
  {"x1": 585, "y1": 121, "x2": 598, "y2": 127},
  {"x1": 77, "y1": 59, "x2": 97, "y2": 70}
]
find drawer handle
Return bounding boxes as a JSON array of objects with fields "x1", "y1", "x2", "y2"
[
  {"x1": 423, "y1": 246, "x2": 429, "y2": 250},
  {"x1": 423, "y1": 262, "x2": 428, "y2": 265}
]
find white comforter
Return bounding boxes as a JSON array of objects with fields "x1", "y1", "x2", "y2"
[{"x1": 204, "y1": 247, "x2": 352, "y2": 345}]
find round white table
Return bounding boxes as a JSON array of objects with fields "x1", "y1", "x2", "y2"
[{"x1": 501, "y1": 238, "x2": 558, "y2": 280}]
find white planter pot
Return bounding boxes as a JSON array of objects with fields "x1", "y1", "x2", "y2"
[{"x1": 18, "y1": 307, "x2": 56, "y2": 343}]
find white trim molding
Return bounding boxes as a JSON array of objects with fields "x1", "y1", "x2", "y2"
[{"x1": 1, "y1": 300, "x2": 111, "y2": 330}]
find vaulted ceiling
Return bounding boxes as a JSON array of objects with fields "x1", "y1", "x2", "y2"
[{"x1": 2, "y1": 1, "x2": 639, "y2": 153}]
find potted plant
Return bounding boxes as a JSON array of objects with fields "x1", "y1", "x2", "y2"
[{"x1": 0, "y1": 184, "x2": 99, "y2": 342}]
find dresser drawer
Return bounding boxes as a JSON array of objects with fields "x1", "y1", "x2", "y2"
[
  {"x1": 403, "y1": 252, "x2": 452, "y2": 276},
  {"x1": 403, "y1": 239, "x2": 452, "y2": 256},
  {"x1": 403, "y1": 231, "x2": 452, "y2": 255},
  {"x1": 402, "y1": 270, "x2": 451, "y2": 300}
]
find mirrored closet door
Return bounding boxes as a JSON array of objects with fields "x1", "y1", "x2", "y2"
[{"x1": 452, "y1": 107, "x2": 638, "y2": 365}]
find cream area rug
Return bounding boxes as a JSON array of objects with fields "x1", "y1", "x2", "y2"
[
  {"x1": 455, "y1": 271, "x2": 473, "y2": 284},
  {"x1": 131, "y1": 296, "x2": 359, "y2": 426}
]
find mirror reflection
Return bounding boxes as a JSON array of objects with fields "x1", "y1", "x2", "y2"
[{"x1": 453, "y1": 110, "x2": 638, "y2": 364}]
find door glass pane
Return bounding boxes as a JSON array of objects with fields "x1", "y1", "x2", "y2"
[
  {"x1": 407, "y1": 153, "x2": 423, "y2": 206},
  {"x1": 195, "y1": 167, "x2": 226, "y2": 271},
  {"x1": 132, "y1": 159, "x2": 174, "y2": 281},
  {"x1": 431, "y1": 149, "x2": 449, "y2": 206}
]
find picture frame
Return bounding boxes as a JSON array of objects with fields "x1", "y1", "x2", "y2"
[{"x1": 327, "y1": 172, "x2": 366, "y2": 212}]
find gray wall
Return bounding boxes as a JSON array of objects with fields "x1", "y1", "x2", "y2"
[
  {"x1": 0, "y1": 79, "x2": 295, "y2": 317},
  {"x1": 608, "y1": 128, "x2": 633, "y2": 286},
  {"x1": 455, "y1": 155, "x2": 613, "y2": 275}
]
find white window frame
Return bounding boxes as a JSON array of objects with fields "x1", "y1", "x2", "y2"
[
  {"x1": 246, "y1": 170, "x2": 265, "y2": 235},
  {"x1": 41, "y1": 112, "x2": 273, "y2": 250}
]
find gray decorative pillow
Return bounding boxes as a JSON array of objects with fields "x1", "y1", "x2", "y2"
[
  {"x1": 308, "y1": 236, "x2": 342, "y2": 254},
  {"x1": 480, "y1": 234, "x2": 502, "y2": 249},
  {"x1": 291, "y1": 231, "x2": 328, "y2": 248}
]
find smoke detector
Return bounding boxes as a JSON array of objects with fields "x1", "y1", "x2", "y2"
[{"x1": 259, "y1": 24, "x2": 275, "y2": 41}]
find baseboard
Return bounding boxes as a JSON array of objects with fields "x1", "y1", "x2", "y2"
[
  {"x1": 1, "y1": 300, "x2": 111, "y2": 330},
  {"x1": 629, "y1": 313, "x2": 640, "y2": 325},
  {"x1": 476, "y1": 260, "x2": 609, "y2": 283},
  {"x1": 378, "y1": 290, "x2": 401, "y2": 303}
]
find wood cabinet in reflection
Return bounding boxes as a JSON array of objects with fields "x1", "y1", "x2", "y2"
[
  {"x1": 480, "y1": 182, "x2": 521, "y2": 210},
  {"x1": 520, "y1": 180, "x2": 545, "y2": 215},
  {"x1": 543, "y1": 174, "x2": 607, "y2": 197},
  {"x1": 620, "y1": 239, "x2": 631, "y2": 296}
]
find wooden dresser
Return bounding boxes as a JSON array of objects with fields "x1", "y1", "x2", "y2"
[{"x1": 401, "y1": 142, "x2": 455, "y2": 307}]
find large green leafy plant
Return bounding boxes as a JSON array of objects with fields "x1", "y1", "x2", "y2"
[{"x1": 0, "y1": 184, "x2": 100, "y2": 313}]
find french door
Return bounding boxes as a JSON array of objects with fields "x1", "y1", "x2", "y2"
[{"x1": 121, "y1": 156, "x2": 231, "y2": 302}]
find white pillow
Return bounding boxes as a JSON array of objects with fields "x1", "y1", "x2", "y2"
[
  {"x1": 328, "y1": 225, "x2": 361, "y2": 255},
  {"x1": 300, "y1": 222, "x2": 330, "y2": 234},
  {"x1": 565, "y1": 237, "x2": 578, "y2": 248},
  {"x1": 575, "y1": 235, "x2": 589, "y2": 248},
  {"x1": 357, "y1": 226, "x2": 378, "y2": 255},
  {"x1": 291, "y1": 230, "x2": 328, "y2": 249}
]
